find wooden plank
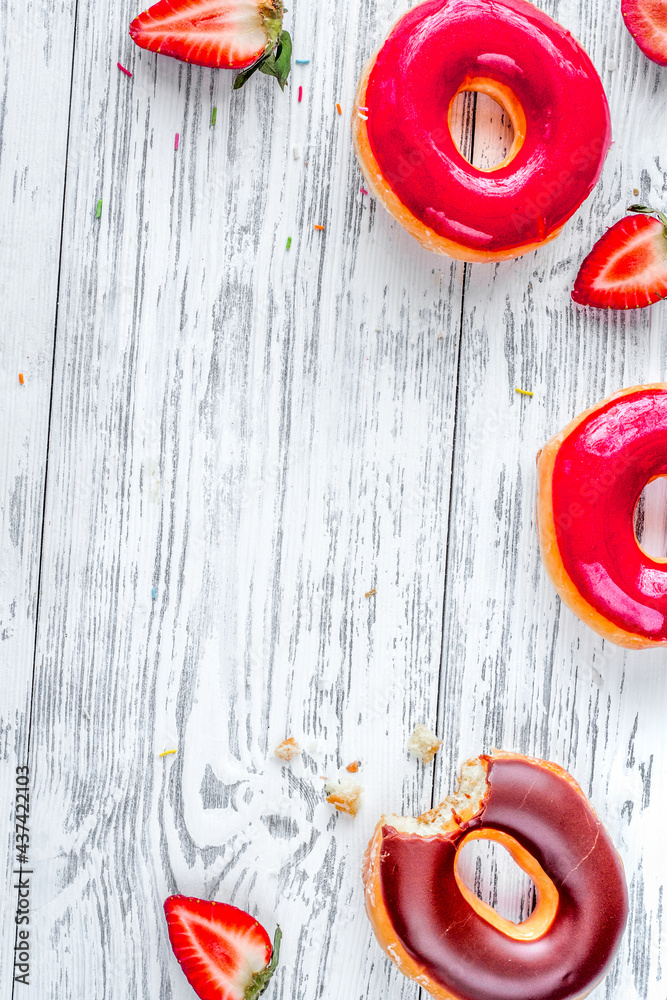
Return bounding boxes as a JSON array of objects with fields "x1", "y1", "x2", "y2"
[
  {"x1": 0, "y1": 0, "x2": 76, "y2": 989},
  {"x1": 25, "y1": 0, "x2": 479, "y2": 996},
  {"x1": 438, "y1": 1, "x2": 667, "y2": 996}
]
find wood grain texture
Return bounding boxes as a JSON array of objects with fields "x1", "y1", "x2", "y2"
[
  {"x1": 0, "y1": 0, "x2": 76, "y2": 987},
  {"x1": 20, "y1": 0, "x2": 471, "y2": 995},
  {"x1": 2, "y1": 0, "x2": 666, "y2": 997}
]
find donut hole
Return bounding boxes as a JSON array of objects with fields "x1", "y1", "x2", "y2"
[
  {"x1": 634, "y1": 476, "x2": 667, "y2": 561},
  {"x1": 448, "y1": 82, "x2": 521, "y2": 172},
  {"x1": 456, "y1": 836, "x2": 536, "y2": 924}
]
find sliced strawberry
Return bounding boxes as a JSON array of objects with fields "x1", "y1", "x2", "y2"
[
  {"x1": 572, "y1": 206, "x2": 667, "y2": 309},
  {"x1": 622, "y1": 0, "x2": 667, "y2": 65},
  {"x1": 164, "y1": 895, "x2": 281, "y2": 1000},
  {"x1": 130, "y1": 0, "x2": 291, "y2": 89}
]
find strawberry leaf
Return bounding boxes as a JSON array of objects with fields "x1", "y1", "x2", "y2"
[
  {"x1": 234, "y1": 30, "x2": 291, "y2": 90},
  {"x1": 259, "y1": 30, "x2": 292, "y2": 89}
]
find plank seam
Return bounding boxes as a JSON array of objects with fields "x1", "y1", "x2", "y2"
[
  {"x1": 9, "y1": 3, "x2": 80, "y2": 999},
  {"x1": 431, "y1": 94, "x2": 478, "y2": 812}
]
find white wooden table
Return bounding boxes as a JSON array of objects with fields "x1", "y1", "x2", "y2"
[{"x1": 2, "y1": 0, "x2": 666, "y2": 996}]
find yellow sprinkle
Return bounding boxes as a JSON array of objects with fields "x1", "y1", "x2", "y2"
[
  {"x1": 314, "y1": 224, "x2": 325, "y2": 230},
  {"x1": 515, "y1": 388, "x2": 534, "y2": 397},
  {"x1": 159, "y1": 749, "x2": 178, "y2": 757},
  {"x1": 18, "y1": 373, "x2": 24, "y2": 385},
  {"x1": 365, "y1": 588, "x2": 377, "y2": 598}
]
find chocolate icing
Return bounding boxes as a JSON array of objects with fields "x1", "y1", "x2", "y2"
[{"x1": 379, "y1": 756, "x2": 628, "y2": 1000}]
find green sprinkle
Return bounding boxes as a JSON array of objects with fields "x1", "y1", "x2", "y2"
[
  {"x1": 286, "y1": 236, "x2": 292, "y2": 250},
  {"x1": 211, "y1": 107, "x2": 217, "y2": 126},
  {"x1": 95, "y1": 199, "x2": 102, "y2": 219}
]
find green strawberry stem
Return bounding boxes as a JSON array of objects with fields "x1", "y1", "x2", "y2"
[
  {"x1": 234, "y1": 28, "x2": 292, "y2": 91},
  {"x1": 245, "y1": 926, "x2": 282, "y2": 999},
  {"x1": 628, "y1": 204, "x2": 667, "y2": 231},
  {"x1": 260, "y1": 0, "x2": 283, "y2": 51}
]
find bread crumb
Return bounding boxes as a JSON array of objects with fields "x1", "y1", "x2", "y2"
[
  {"x1": 274, "y1": 737, "x2": 301, "y2": 762},
  {"x1": 407, "y1": 724, "x2": 442, "y2": 764},
  {"x1": 346, "y1": 760, "x2": 360, "y2": 773},
  {"x1": 325, "y1": 774, "x2": 363, "y2": 815}
]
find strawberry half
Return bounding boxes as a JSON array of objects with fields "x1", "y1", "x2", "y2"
[
  {"x1": 129, "y1": 0, "x2": 292, "y2": 90},
  {"x1": 164, "y1": 895, "x2": 281, "y2": 1000},
  {"x1": 622, "y1": 0, "x2": 667, "y2": 66},
  {"x1": 572, "y1": 206, "x2": 667, "y2": 309}
]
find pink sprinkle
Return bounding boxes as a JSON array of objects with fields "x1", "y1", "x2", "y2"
[
  {"x1": 174, "y1": 132, "x2": 180, "y2": 151},
  {"x1": 360, "y1": 187, "x2": 369, "y2": 195},
  {"x1": 298, "y1": 86, "x2": 303, "y2": 102},
  {"x1": 117, "y1": 62, "x2": 132, "y2": 78}
]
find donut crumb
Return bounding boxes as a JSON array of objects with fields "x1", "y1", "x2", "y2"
[
  {"x1": 325, "y1": 774, "x2": 363, "y2": 815},
  {"x1": 407, "y1": 724, "x2": 442, "y2": 764},
  {"x1": 274, "y1": 737, "x2": 301, "y2": 762}
]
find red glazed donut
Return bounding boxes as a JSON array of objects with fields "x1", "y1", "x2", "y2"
[
  {"x1": 363, "y1": 751, "x2": 628, "y2": 1000},
  {"x1": 537, "y1": 384, "x2": 667, "y2": 648},
  {"x1": 352, "y1": 0, "x2": 611, "y2": 262}
]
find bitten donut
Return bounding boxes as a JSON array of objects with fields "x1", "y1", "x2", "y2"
[
  {"x1": 352, "y1": 0, "x2": 611, "y2": 262},
  {"x1": 363, "y1": 751, "x2": 627, "y2": 1000},
  {"x1": 537, "y1": 384, "x2": 667, "y2": 649}
]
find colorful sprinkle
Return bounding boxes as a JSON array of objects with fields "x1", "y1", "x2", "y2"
[
  {"x1": 336, "y1": 102, "x2": 342, "y2": 115},
  {"x1": 151, "y1": 586, "x2": 157, "y2": 599},
  {"x1": 314, "y1": 224, "x2": 325, "y2": 230},
  {"x1": 358, "y1": 106, "x2": 368, "y2": 111},
  {"x1": 365, "y1": 588, "x2": 377, "y2": 598},
  {"x1": 515, "y1": 388, "x2": 534, "y2": 397},
  {"x1": 295, "y1": 58, "x2": 310, "y2": 64},
  {"x1": 286, "y1": 237, "x2": 292, "y2": 250},
  {"x1": 82, "y1": 708, "x2": 91, "y2": 720},
  {"x1": 360, "y1": 187, "x2": 369, "y2": 195},
  {"x1": 159, "y1": 749, "x2": 178, "y2": 757},
  {"x1": 358, "y1": 111, "x2": 369, "y2": 120},
  {"x1": 95, "y1": 199, "x2": 102, "y2": 219},
  {"x1": 117, "y1": 62, "x2": 132, "y2": 78},
  {"x1": 211, "y1": 107, "x2": 217, "y2": 126},
  {"x1": 18, "y1": 373, "x2": 24, "y2": 385},
  {"x1": 298, "y1": 86, "x2": 303, "y2": 102},
  {"x1": 174, "y1": 132, "x2": 180, "y2": 151},
  {"x1": 293, "y1": 145, "x2": 301, "y2": 159}
]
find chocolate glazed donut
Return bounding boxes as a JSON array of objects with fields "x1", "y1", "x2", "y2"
[{"x1": 363, "y1": 752, "x2": 628, "y2": 1000}]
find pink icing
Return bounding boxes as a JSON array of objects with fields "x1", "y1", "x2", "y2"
[
  {"x1": 552, "y1": 388, "x2": 667, "y2": 641},
  {"x1": 364, "y1": 0, "x2": 611, "y2": 252}
]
